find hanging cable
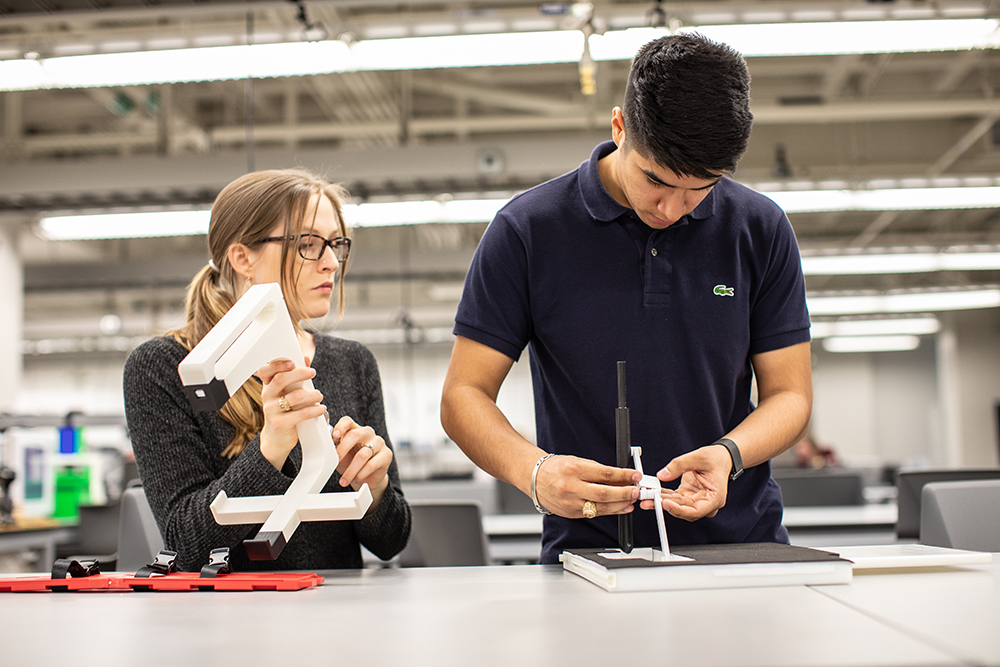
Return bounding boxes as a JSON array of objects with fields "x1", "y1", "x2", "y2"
[
  {"x1": 570, "y1": 4, "x2": 597, "y2": 97},
  {"x1": 244, "y1": 11, "x2": 255, "y2": 173},
  {"x1": 647, "y1": 0, "x2": 667, "y2": 28},
  {"x1": 287, "y1": 0, "x2": 328, "y2": 40}
]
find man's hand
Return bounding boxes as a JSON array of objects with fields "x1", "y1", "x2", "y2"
[
  {"x1": 640, "y1": 444, "x2": 732, "y2": 521},
  {"x1": 535, "y1": 454, "x2": 641, "y2": 519}
]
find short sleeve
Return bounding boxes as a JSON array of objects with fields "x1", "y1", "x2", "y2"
[
  {"x1": 748, "y1": 212, "x2": 811, "y2": 355},
  {"x1": 453, "y1": 211, "x2": 533, "y2": 361}
]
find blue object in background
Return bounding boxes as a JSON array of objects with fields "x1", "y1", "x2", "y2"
[{"x1": 58, "y1": 425, "x2": 80, "y2": 454}]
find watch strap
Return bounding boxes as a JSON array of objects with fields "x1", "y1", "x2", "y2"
[{"x1": 712, "y1": 438, "x2": 744, "y2": 481}]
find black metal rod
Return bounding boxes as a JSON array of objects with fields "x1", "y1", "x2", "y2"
[
  {"x1": 616, "y1": 360, "x2": 633, "y2": 553},
  {"x1": 617, "y1": 360, "x2": 627, "y2": 408}
]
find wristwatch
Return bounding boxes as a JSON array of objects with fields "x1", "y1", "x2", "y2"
[{"x1": 712, "y1": 438, "x2": 744, "y2": 481}]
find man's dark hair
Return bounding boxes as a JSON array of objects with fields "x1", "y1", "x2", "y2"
[{"x1": 622, "y1": 33, "x2": 753, "y2": 179}]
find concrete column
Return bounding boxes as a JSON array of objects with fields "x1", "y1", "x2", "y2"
[
  {"x1": 0, "y1": 222, "x2": 23, "y2": 412},
  {"x1": 156, "y1": 84, "x2": 171, "y2": 156},
  {"x1": 284, "y1": 82, "x2": 299, "y2": 150},
  {"x1": 952, "y1": 309, "x2": 1000, "y2": 467},
  {"x1": 935, "y1": 313, "x2": 963, "y2": 467},
  {"x1": 3, "y1": 92, "x2": 24, "y2": 159}
]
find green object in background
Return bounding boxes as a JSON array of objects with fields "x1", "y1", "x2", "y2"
[{"x1": 53, "y1": 467, "x2": 90, "y2": 519}]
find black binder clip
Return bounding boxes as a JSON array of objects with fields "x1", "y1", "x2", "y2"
[
  {"x1": 200, "y1": 547, "x2": 231, "y2": 579},
  {"x1": 132, "y1": 550, "x2": 178, "y2": 590},
  {"x1": 50, "y1": 558, "x2": 101, "y2": 591}
]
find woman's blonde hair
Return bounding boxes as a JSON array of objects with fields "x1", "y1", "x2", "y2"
[{"x1": 168, "y1": 168, "x2": 350, "y2": 457}]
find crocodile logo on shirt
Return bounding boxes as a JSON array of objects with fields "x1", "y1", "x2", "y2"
[{"x1": 713, "y1": 284, "x2": 735, "y2": 297}]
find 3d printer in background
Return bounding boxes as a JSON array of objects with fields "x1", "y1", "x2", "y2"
[{"x1": 0, "y1": 415, "x2": 133, "y2": 520}]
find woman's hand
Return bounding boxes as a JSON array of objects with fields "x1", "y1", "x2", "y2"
[
  {"x1": 256, "y1": 358, "x2": 327, "y2": 471},
  {"x1": 332, "y1": 415, "x2": 392, "y2": 512}
]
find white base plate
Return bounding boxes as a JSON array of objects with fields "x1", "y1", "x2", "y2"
[
  {"x1": 597, "y1": 548, "x2": 692, "y2": 563},
  {"x1": 830, "y1": 543, "x2": 993, "y2": 570}
]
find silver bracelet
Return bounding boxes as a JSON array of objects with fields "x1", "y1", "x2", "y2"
[{"x1": 531, "y1": 452, "x2": 555, "y2": 515}]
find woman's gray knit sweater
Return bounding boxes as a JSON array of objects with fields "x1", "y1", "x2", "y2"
[{"x1": 123, "y1": 333, "x2": 411, "y2": 572}]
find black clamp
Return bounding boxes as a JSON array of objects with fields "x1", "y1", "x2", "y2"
[
  {"x1": 134, "y1": 550, "x2": 178, "y2": 579},
  {"x1": 50, "y1": 558, "x2": 101, "y2": 591},
  {"x1": 51, "y1": 557, "x2": 101, "y2": 580},
  {"x1": 199, "y1": 547, "x2": 231, "y2": 579},
  {"x1": 131, "y1": 550, "x2": 178, "y2": 591}
]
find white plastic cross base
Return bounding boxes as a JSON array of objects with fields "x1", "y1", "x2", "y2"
[
  {"x1": 210, "y1": 484, "x2": 373, "y2": 525},
  {"x1": 597, "y1": 548, "x2": 692, "y2": 563}
]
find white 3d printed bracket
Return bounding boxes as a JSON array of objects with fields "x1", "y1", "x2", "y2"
[
  {"x1": 178, "y1": 283, "x2": 372, "y2": 560},
  {"x1": 600, "y1": 446, "x2": 678, "y2": 563},
  {"x1": 632, "y1": 446, "x2": 671, "y2": 559}
]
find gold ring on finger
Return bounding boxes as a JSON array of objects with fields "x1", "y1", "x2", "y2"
[
  {"x1": 582, "y1": 500, "x2": 597, "y2": 519},
  {"x1": 278, "y1": 396, "x2": 292, "y2": 412}
]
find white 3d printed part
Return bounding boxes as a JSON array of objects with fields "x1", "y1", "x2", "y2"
[{"x1": 178, "y1": 283, "x2": 372, "y2": 560}]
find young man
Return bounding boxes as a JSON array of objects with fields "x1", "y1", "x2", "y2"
[{"x1": 441, "y1": 34, "x2": 812, "y2": 564}]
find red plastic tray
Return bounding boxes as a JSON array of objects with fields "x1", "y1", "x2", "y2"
[{"x1": 0, "y1": 571, "x2": 324, "y2": 592}]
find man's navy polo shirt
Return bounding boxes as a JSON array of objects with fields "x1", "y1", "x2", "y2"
[{"x1": 455, "y1": 141, "x2": 811, "y2": 564}]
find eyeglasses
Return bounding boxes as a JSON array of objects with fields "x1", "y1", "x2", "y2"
[{"x1": 260, "y1": 234, "x2": 351, "y2": 262}]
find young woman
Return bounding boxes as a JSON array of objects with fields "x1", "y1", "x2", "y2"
[{"x1": 123, "y1": 169, "x2": 411, "y2": 571}]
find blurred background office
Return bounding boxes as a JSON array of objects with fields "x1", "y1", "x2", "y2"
[{"x1": 1, "y1": 0, "x2": 1000, "y2": 570}]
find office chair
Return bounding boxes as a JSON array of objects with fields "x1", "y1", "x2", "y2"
[
  {"x1": 397, "y1": 500, "x2": 491, "y2": 567},
  {"x1": 121, "y1": 459, "x2": 140, "y2": 487},
  {"x1": 116, "y1": 485, "x2": 164, "y2": 572},
  {"x1": 65, "y1": 501, "x2": 121, "y2": 569},
  {"x1": 771, "y1": 469, "x2": 866, "y2": 507},
  {"x1": 401, "y1": 479, "x2": 499, "y2": 515},
  {"x1": 919, "y1": 479, "x2": 1000, "y2": 552},
  {"x1": 496, "y1": 480, "x2": 536, "y2": 515},
  {"x1": 896, "y1": 468, "x2": 1000, "y2": 539}
]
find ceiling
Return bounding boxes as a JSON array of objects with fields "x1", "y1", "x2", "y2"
[{"x1": 2, "y1": 0, "x2": 1000, "y2": 359}]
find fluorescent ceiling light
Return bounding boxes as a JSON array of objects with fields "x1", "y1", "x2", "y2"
[
  {"x1": 2, "y1": 18, "x2": 998, "y2": 91},
  {"x1": 38, "y1": 210, "x2": 211, "y2": 240},
  {"x1": 0, "y1": 31, "x2": 584, "y2": 91},
  {"x1": 37, "y1": 198, "x2": 505, "y2": 239},
  {"x1": 344, "y1": 198, "x2": 506, "y2": 227},
  {"x1": 694, "y1": 18, "x2": 1000, "y2": 57},
  {"x1": 32, "y1": 182, "x2": 1000, "y2": 238},
  {"x1": 591, "y1": 19, "x2": 1000, "y2": 59},
  {"x1": 801, "y1": 250, "x2": 1000, "y2": 275},
  {"x1": 822, "y1": 335, "x2": 921, "y2": 353},
  {"x1": 769, "y1": 186, "x2": 1000, "y2": 213},
  {"x1": 809, "y1": 317, "x2": 940, "y2": 338},
  {"x1": 808, "y1": 288, "x2": 1000, "y2": 315}
]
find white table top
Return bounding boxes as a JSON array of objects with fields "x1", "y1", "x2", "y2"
[
  {"x1": 1, "y1": 558, "x2": 997, "y2": 667},
  {"x1": 818, "y1": 556, "x2": 1000, "y2": 666},
  {"x1": 782, "y1": 503, "x2": 898, "y2": 527},
  {"x1": 482, "y1": 512, "x2": 542, "y2": 535},
  {"x1": 482, "y1": 503, "x2": 899, "y2": 536}
]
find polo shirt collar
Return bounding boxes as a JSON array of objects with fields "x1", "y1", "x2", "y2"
[{"x1": 580, "y1": 140, "x2": 719, "y2": 226}]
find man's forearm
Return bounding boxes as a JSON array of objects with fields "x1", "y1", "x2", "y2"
[
  {"x1": 441, "y1": 384, "x2": 543, "y2": 494},
  {"x1": 723, "y1": 389, "x2": 811, "y2": 470}
]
